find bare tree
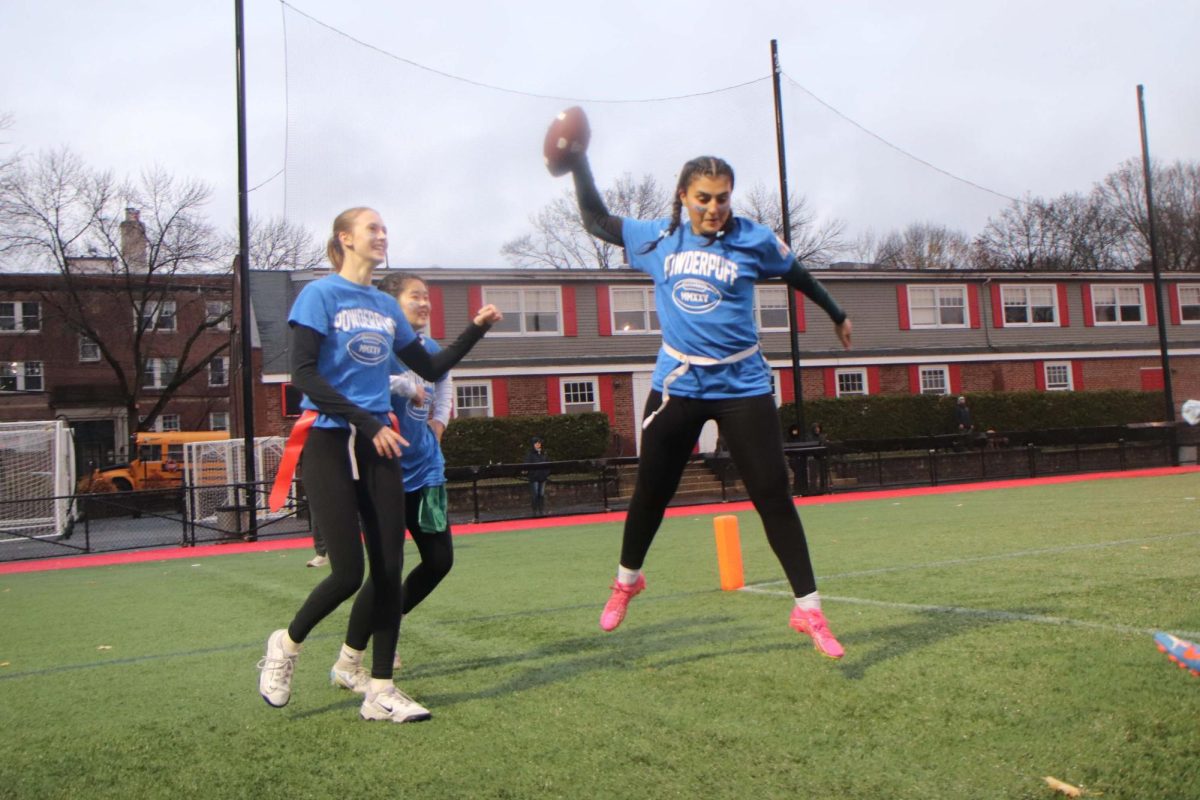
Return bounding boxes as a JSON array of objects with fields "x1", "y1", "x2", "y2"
[
  {"x1": 1098, "y1": 158, "x2": 1200, "y2": 272},
  {"x1": 228, "y1": 215, "x2": 325, "y2": 271},
  {"x1": 0, "y1": 148, "x2": 231, "y2": 441},
  {"x1": 738, "y1": 183, "x2": 846, "y2": 265},
  {"x1": 501, "y1": 173, "x2": 671, "y2": 269},
  {"x1": 868, "y1": 222, "x2": 974, "y2": 270}
]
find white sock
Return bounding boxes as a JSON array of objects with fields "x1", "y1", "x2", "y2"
[
  {"x1": 281, "y1": 631, "x2": 301, "y2": 655},
  {"x1": 368, "y1": 677, "x2": 394, "y2": 695},
  {"x1": 794, "y1": 591, "x2": 821, "y2": 611},
  {"x1": 338, "y1": 644, "x2": 364, "y2": 666},
  {"x1": 616, "y1": 565, "x2": 642, "y2": 585}
]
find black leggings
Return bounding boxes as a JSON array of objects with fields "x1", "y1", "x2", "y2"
[
  {"x1": 401, "y1": 488, "x2": 454, "y2": 615},
  {"x1": 622, "y1": 391, "x2": 818, "y2": 597},
  {"x1": 287, "y1": 427, "x2": 405, "y2": 680}
]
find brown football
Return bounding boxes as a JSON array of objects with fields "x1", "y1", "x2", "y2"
[{"x1": 543, "y1": 106, "x2": 590, "y2": 176}]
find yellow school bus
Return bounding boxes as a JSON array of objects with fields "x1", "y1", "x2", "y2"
[{"x1": 78, "y1": 431, "x2": 230, "y2": 492}]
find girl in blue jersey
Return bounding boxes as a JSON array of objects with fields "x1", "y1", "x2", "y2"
[
  {"x1": 563, "y1": 153, "x2": 853, "y2": 659},
  {"x1": 256, "y1": 207, "x2": 500, "y2": 722},
  {"x1": 334, "y1": 271, "x2": 457, "y2": 686}
]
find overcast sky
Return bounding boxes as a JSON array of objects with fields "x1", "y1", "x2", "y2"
[{"x1": 3, "y1": 1, "x2": 1198, "y2": 269}]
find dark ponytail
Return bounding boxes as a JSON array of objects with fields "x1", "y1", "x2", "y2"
[{"x1": 639, "y1": 156, "x2": 735, "y2": 254}]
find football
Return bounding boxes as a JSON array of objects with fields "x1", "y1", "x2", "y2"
[{"x1": 543, "y1": 106, "x2": 590, "y2": 176}]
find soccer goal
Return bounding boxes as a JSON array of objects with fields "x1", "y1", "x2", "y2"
[
  {"x1": 182, "y1": 436, "x2": 288, "y2": 527},
  {"x1": 0, "y1": 420, "x2": 78, "y2": 543}
]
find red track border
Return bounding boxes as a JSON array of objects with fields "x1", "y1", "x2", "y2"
[{"x1": 2, "y1": 465, "x2": 1196, "y2": 576}]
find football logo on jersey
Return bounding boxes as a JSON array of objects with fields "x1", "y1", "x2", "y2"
[
  {"x1": 671, "y1": 278, "x2": 722, "y2": 314},
  {"x1": 347, "y1": 332, "x2": 391, "y2": 365}
]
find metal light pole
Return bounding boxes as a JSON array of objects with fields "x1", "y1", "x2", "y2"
[{"x1": 235, "y1": 0, "x2": 259, "y2": 537}]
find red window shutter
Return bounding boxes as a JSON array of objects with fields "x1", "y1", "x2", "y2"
[
  {"x1": 1140, "y1": 368, "x2": 1164, "y2": 391},
  {"x1": 897, "y1": 285, "x2": 911, "y2": 330},
  {"x1": 1144, "y1": 283, "x2": 1157, "y2": 326},
  {"x1": 822, "y1": 367, "x2": 836, "y2": 398},
  {"x1": 1169, "y1": 285, "x2": 1182, "y2": 325},
  {"x1": 429, "y1": 285, "x2": 445, "y2": 339},
  {"x1": 562, "y1": 286, "x2": 577, "y2": 337},
  {"x1": 1034, "y1": 361, "x2": 1047, "y2": 391},
  {"x1": 949, "y1": 365, "x2": 963, "y2": 395},
  {"x1": 792, "y1": 290, "x2": 806, "y2": 332},
  {"x1": 599, "y1": 375, "x2": 616, "y2": 426},
  {"x1": 1082, "y1": 285, "x2": 1094, "y2": 327},
  {"x1": 545, "y1": 376, "x2": 560, "y2": 414},
  {"x1": 866, "y1": 366, "x2": 880, "y2": 395},
  {"x1": 492, "y1": 378, "x2": 509, "y2": 416},
  {"x1": 907, "y1": 365, "x2": 920, "y2": 393},
  {"x1": 1056, "y1": 284, "x2": 1070, "y2": 327},
  {"x1": 596, "y1": 286, "x2": 612, "y2": 336},
  {"x1": 968, "y1": 285, "x2": 982, "y2": 329},
  {"x1": 990, "y1": 284, "x2": 1004, "y2": 328},
  {"x1": 1071, "y1": 361, "x2": 1085, "y2": 391},
  {"x1": 468, "y1": 286, "x2": 483, "y2": 322},
  {"x1": 774, "y1": 368, "x2": 792, "y2": 404}
]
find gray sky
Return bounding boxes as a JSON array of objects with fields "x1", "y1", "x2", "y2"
[{"x1": 3, "y1": 0, "x2": 1198, "y2": 269}]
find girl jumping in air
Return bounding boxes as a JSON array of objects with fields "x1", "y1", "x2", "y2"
[{"x1": 560, "y1": 148, "x2": 853, "y2": 659}]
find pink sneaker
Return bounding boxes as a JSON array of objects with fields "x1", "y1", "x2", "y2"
[
  {"x1": 790, "y1": 607, "x2": 844, "y2": 659},
  {"x1": 599, "y1": 575, "x2": 646, "y2": 631}
]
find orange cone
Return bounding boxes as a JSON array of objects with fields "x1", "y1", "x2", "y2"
[{"x1": 713, "y1": 515, "x2": 744, "y2": 591}]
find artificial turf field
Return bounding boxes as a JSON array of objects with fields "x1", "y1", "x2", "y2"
[{"x1": 1, "y1": 470, "x2": 1198, "y2": 800}]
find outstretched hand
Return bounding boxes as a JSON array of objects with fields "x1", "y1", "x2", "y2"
[
  {"x1": 474, "y1": 304, "x2": 503, "y2": 327},
  {"x1": 835, "y1": 319, "x2": 853, "y2": 349}
]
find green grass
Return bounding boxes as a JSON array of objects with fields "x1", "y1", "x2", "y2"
[{"x1": 2, "y1": 474, "x2": 1199, "y2": 799}]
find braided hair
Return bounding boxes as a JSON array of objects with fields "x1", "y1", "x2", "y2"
[{"x1": 638, "y1": 156, "x2": 735, "y2": 254}]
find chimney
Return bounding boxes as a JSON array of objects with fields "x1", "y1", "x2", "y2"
[{"x1": 120, "y1": 207, "x2": 148, "y2": 271}]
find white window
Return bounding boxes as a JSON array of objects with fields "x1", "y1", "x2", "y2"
[
  {"x1": 835, "y1": 368, "x2": 867, "y2": 397},
  {"x1": 209, "y1": 411, "x2": 230, "y2": 431},
  {"x1": 138, "y1": 414, "x2": 181, "y2": 433},
  {"x1": 484, "y1": 287, "x2": 561, "y2": 336},
  {"x1": 1044, "y1": 362, "x2": 1073, "y2": 391},
  {"x1": 610, "y1": 287, "x2": 658, "y2": 333},
  {"x1": 1179, "y1": 285, "x2": 1200, "y2": 323},
  {"x1": 755, "y1": 286, "x2": 790, "y2": 331},
  {"x1": 138, "y1": 300, "x2": 177, "y2": 332},
  {"x1": 455, "y1": 381, "x2": 492, "y2": 418},
  {"x1": 908, "y1": 286, "x2": 967, "y2": 328},
  {"x1": 206, "y1": 301, "x2": 232, "y2": 331},
  {"x1": 0, "y1": 301, "x2": 41, "y2": 333},
  {"x1": 919, "y1": 365, "x2": 950, "y2": 395},
  {"x1": 561, "y1": 378, "x2": 598, "y2": 414},
  {"x1": 79, "y1": 335, "x2": 101, "y2": 362},
  {"x1": 209, "y1": 356, "x2": 229, "y2": 387},
  {"x1": 0, "y1": 361, "x2": 44, "y2": 392},
  {"x1": 143, "y1": 357, "x2": 178, "y2": 389},
  {"x1": 1002, "y1": 285, "x2": 1057, "y2": 325},
  {"x1": 1092, "y1": 285, "x2": 1144, "y2": 325}
]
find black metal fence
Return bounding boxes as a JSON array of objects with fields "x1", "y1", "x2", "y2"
[{"x1": 0, "y1": 425, "x2": 1186, "y2": 564}]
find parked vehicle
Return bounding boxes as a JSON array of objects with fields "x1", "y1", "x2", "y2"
[{"x1": 77, "y1": 431, "x2": 230, "y2": 492}]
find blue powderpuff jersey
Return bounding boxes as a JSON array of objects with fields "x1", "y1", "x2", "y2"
[
  {"x1": 288, "y1": 273, "x2": 417, "y2": 429},
  {"x1": 622, "y1": 216, "x2": 793, "y2": 399},
  {"x1": 390, "y1": 335, "x2": 446, "y2": 492}
]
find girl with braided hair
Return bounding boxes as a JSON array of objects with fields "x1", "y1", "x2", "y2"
[{"x1": 560, "y1": 152, "x2": 853, "y2": 659}]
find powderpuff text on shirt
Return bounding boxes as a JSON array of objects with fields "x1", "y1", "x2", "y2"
[{"x1": 664, "y1": 250, "x2": 739, "y2": 315}]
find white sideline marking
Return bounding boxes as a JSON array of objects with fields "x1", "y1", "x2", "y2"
[{"x1": 740, "y1": 585, "x2": 1200, "y2": 640}]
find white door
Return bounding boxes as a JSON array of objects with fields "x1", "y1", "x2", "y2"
[{"x1": 631, "y1": 372, "x2": 654, "y2": 454}]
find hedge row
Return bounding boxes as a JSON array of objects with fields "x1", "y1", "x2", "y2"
[
  {"x1": 441, "y1": 412, "x2": 610, "y2": 468},
  {"x1": 779, "y1": 390, "x2": 1166, "y2": 441}
]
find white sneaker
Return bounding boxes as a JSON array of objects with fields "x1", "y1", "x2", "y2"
[
  {"x1": 306, "y1": 555, "x2": 329, "y2": 568},
  {"x1": 360, "y1": 685, "x2": 432, "y2": 723},
  {"x1": 330, "y1": 662, "x2": 370, "y2": 694},
  {"x1": 257, "y1": 629, "x2": 299, "y2": 707}
]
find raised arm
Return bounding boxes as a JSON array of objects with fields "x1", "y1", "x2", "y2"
[
  {"x1": 570, "y1": 156, "x2": 624, "y2": 246},
  {"x1": 394, "y1": 305, "x2": 501, "y2": 382}
]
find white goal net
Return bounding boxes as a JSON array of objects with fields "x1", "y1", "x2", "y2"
[
  {"x1": 182, "y1": 436, "x2": 287, "y2": 525},
  {"x1": 0, "y1": 420, "x2": 77, "y2": 543}
]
